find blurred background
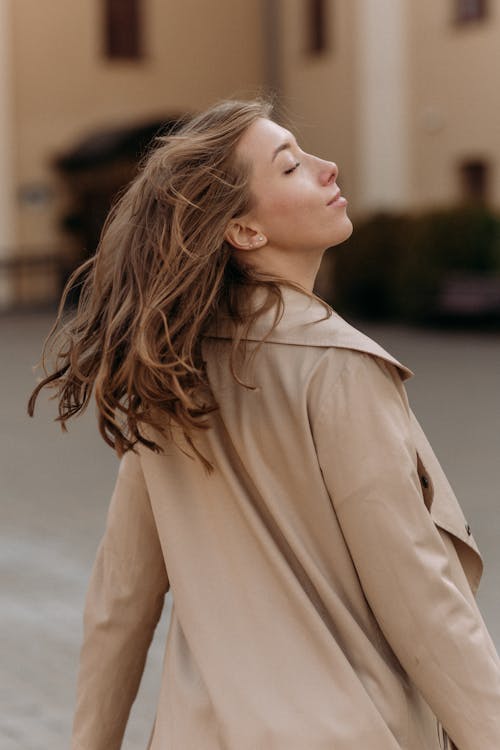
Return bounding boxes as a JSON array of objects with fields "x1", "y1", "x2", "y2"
[{"x1": 1, "y1": 1, "x2": 499, "y2": 748}]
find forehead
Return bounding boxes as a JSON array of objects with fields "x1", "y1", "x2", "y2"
[{"x1": 237, "y1": 117, "x2": 294, "y2": 161}]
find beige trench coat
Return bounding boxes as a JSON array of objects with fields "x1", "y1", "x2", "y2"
[{"x1": 71, "y1": 285, "x2": 500, "y2": 750}]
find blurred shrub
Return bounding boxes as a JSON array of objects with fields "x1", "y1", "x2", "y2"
[
  {"x1": 328, "y1": 212, "x2": 410, "y2": 320},
  {"x1": 326, "y1": 207, "x2": 500, "y2": 323}
]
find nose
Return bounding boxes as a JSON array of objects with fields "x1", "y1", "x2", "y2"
[{"x1": 320, "y1": 160, "x2": 338, "y2": 186}]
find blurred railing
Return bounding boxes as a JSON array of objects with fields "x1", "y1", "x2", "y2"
[{"x1": 0, "y1": 251, "x2": 65, "y2": 313}]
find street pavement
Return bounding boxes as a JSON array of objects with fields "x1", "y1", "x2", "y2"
[{"x1": 1, "y1": 308, "x2": 499, "y2": 749}]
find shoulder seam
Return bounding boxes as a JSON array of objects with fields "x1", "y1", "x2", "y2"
[{"x1": 315, "y1": 349, "x2": 402, "y2": 427}]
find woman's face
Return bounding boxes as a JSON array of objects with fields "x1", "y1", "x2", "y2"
[{"x1": 228, "y1": 117, "x2": 353, "y2": 255}]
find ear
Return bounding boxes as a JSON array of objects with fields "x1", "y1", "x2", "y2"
[{"x1": 224, "y1": 219, "x2": 266, "y2": 251}]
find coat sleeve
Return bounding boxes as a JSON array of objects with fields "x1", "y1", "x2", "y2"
[
  {"x1": 71, "y1": 448, "x2": 170, "y2": 750},
  {"x1": 313, "y1": 350, "x2": 500, "y2": 750}
]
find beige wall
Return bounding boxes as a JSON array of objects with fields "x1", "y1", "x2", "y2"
[
  {"x1": 9, "y1": 0, "x2": 265, "y2": 252},
  {"x1": 409, "y1": 1, "x2": 500, "y2": 209},
  {"x1": 0, "y1": 0, "x2": 15, "y2": 248},
  {"x1": 279, "y1": 0, "x2": 357, "y2": 213},
  {"x1": 0, "y1": 0, "x2": 15, "y2": 306}
]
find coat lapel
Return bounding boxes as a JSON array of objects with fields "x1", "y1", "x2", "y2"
[{"x1": 205, "y1": 285, "x2": 415, "y2": 383}]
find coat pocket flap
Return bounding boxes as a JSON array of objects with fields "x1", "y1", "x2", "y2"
[{"x1": 410, "y1": 411, "x2": 484, "y2": 596}]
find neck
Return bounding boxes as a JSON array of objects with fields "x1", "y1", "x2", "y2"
[{"x1": 238, "y1": 245, "x2": 325, "y2": 294}]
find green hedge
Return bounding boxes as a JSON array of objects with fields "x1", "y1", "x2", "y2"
[{"x1": 325, "y1": 207, "x2": 500, "y2": 323}]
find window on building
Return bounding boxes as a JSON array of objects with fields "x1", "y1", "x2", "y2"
[
  {"x1": 307, "y1": 0, "x2": 329, "y2": 54},
  {"x1": 455, "y1": 0, "x2": 487, "y2": 23},
  {"x1": 459, "y1": 159, "x2": 489, "y2": 204},
  {"x1": 104, "y1": 0, "x2": 143, "y2": 59}
]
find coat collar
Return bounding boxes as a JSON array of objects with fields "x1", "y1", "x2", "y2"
[{"x1": 204, "y1": 284, "x2": 414, "y2": 382}]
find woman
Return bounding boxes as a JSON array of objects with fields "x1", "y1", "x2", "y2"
[{"x1": 28, "y1": 97, "x2": 500, "y2": 749}]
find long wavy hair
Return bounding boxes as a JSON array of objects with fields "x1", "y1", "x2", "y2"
[{"x1": 27, "y1": 96, "x2": 331, "y2": 474}]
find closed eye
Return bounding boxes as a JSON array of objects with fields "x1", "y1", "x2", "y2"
[{"x1": 284, "y1": 162, "x2": 300, "y2": 175}]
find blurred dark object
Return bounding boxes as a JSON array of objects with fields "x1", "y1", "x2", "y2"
[
  {"x1": 53, "y1": 114, "x2": 184, "y2": 308},
  {"x1": 328, "y1": 207, "x2": 500, "y2": 328},
  {"x1": 438, "y1": 272, "x2": 500, "y2": 315},
  {"x1": 54, "y1": 117, "x2": 179, "y2": 172}
]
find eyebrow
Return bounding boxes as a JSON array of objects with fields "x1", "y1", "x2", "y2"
[{"x1": 271, "y1": 136, "x2": 297, "y2": 163}]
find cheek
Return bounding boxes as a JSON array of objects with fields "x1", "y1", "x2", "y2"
[
  {"x1": 263, "y1": 186, "x2": 314, "y2": 223},
  {"x1": 251, "y1": 174, "x2": 320, "y2": 238}
]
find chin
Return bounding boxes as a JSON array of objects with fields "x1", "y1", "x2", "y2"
[{"x1": 330, "y1": 217, "x2": 354, "y2": 247}]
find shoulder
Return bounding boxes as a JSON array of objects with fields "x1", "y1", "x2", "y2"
[{"x1": 307, "y1": 346, "x2": 409, "y2": 426}]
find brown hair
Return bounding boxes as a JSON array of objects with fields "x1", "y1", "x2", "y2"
[{"x1": 27, "y1": 96, "x2": 331, "y2": 474}]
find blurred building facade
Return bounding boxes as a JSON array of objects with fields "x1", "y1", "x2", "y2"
[
  {"x1": 0, "y1": 0, "x2": 264, "y2": 308},
  {"x1": 279, "y1": 0, "x2": 499, "y2": 213},
  {"x1": 0, "y1": 0, "x2": 499, "y2": 308}
]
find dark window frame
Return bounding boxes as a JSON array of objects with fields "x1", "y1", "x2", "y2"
[
  {"x1": 103, "y1": 0, "x2": 143, "y2": 60},
  {"x1": 454, "y1": 0, "x2": 488, "y2": 25},
  {"x1": 459, "y1": 158, "x2": 490, "y2": 204},
  {"x1": 306, "y1": 0, "x2": 329, "y2": 55}
]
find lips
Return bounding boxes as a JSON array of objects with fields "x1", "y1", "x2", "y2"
[{"x1": 327, "y1": 190, "x2": 342, "y2": 205}]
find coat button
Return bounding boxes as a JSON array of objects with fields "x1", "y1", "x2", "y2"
[
  {"x1": 466, "y1": 523, "x2": 472, "y2": 535},
  {"x1": 420, "y1": 474, "x2": 429, "y2": 489}
]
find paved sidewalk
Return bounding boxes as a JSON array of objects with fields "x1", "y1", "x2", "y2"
[{"x1": 1, "y1": 309, "x2": 499, "y2": 749}]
